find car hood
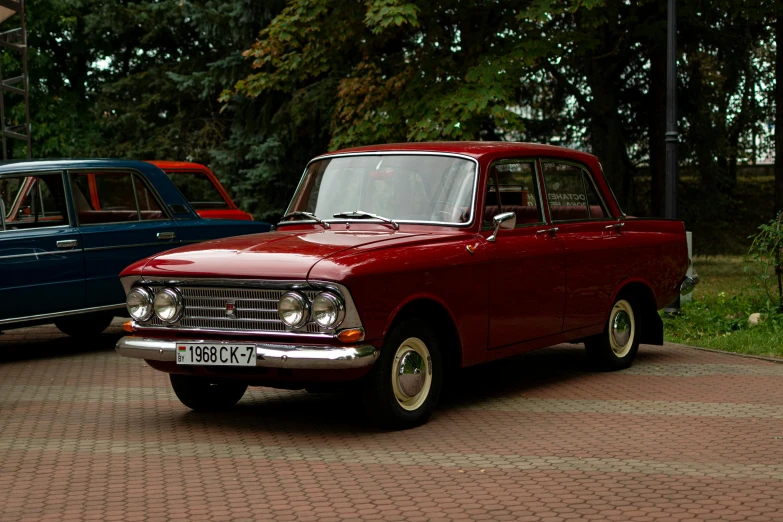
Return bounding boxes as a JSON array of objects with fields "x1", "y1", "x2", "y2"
[{"x1": 138, "y1": 229, "x2": 430, "y2": 280}]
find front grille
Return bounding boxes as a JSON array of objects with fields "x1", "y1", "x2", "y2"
[{"x1": 146, "y1": 286, "x2": 322, "y2": 334}]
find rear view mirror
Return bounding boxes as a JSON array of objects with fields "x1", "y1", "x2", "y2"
[
  {"x1": 369, "y1": 169, "x2": 395, "y2": 180},
  {"x1": 488, "y1": 211, "x2": 516, "y2": 242}
]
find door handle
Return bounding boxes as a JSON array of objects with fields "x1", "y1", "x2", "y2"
[
  {"x1": 536, "y1": 227, "x2": 560, "y2": 235},
  {"x1": 56, "y1": 239, "x2": 78, "y2": 249},
  {"x1": 157, "y1": 232, "x2": 176, "y2": 240},
  {"x1": 605, "y1": 222, "x2": 626, "y2": 230}
]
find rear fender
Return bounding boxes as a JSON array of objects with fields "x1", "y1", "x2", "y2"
[{"x1": 608, "y1": 278, "x2": 663, "y2": 346}]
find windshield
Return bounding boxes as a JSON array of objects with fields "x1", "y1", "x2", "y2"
[{"x1": 286, "y1": 154, "x2": 476, "y2": 225}]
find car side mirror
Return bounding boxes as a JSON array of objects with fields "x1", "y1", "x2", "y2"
[{"x1": 488, "y1": 211, "x2": 516, "y2": 242}]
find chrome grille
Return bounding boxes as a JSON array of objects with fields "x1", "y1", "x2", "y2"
[{"x1": 146, "y1": 286, "x2": 322, "y2": 333}]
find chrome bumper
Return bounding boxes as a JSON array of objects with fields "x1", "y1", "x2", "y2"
[
  {"x1": 115, "y1": 336, "x2": 379, "y2": 370},
  {"x1": 680, "y1": 275, "x2": 700, "y2": 295}
]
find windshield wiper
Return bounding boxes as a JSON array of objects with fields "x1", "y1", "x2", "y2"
[
  {"x1": 278, "y1": 211, "x2": 330, "y2": 229},
  {"x1": 333, "y1": 210, "x2": 399, "y2": 230}
]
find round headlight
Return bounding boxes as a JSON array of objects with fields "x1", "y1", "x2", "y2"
[
  {"x1": 278, "y1": 292, "x2": 309, "y2": 328},
  {"x1": 311, "y1": 292, "x2": 345, "y2": 329},
  {"x1": 153, "y1": 288, "x2": 183, "y2": 323},
  {"x1": 126, "y1": 287, "x2": 153, "y2": 322}
]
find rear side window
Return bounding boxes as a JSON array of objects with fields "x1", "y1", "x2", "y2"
[
  {"x1": 541, "y1": 162, "x2": 608, "y2": 221},
  {"x1": 0, "y1": 173, "x2": 70, "y2": 229},
  {"x1": 71, "y1": 171, "x2": 167, "y2": 225},
  {"x1": 166, "y1": 171, "x2": 229, "y2": 209},
  {"x1": 483, "y1": 160, "x2": 543, "y2": 227}
]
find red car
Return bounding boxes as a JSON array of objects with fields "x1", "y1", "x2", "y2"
[
  {"x1": 116, "y1": 142, "x2": 694, "y2": 429},
  {"x1": 148, "y1": 161, "x2": 253, "y2": 221}
]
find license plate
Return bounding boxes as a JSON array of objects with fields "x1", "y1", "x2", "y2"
[{"x1": 176, "y1": 344, "x2": 256, "y2": 366}]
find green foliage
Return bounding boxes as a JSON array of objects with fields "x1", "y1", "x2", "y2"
[
  {"x1": 745, "y1": 212, "x2": 783, "y2": 306},
  {"x1": 663, "y1": 293, "x2": 783, "y2": 357},
  {"x1": 364, "y1": 0, "x2": 420, "y2": 34},
  {"x1": 5, "y1": 0, "x2": 778, "y2": 228},
  {"x1": 231, "y1": 0, "x2": 600, "y2": 149},
  {"x1": 664, "y1": 255, "x2": 783, "y2": 357}
]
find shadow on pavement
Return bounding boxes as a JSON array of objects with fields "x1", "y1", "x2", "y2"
[
  {"x1": 0, "y1": 327, "x2": 123, "y2": 363},
  {"x1": 162, "y1": 344, "x2": 601, "y2": 435}
]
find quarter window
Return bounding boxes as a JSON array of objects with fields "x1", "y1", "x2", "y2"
[
  {"x1": 541, "y1": 162, "x2": 608, "y2": 221},
  {"x1": 70, "y1": 171, "x2": 166, "y2": 225},
  {"x1": 0, "y1": 173, "x2": 69, "y2": 230},
  {"x1": 483, "y1": 160, "x2": 543, "y2": 227}
]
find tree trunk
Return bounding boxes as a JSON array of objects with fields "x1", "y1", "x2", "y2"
[
  {"x1": 585, "y1": 71, "x2": 634, "y2": 213},
  {"x1": 649, "y1": 39, "x2": 667, "y2": 217},
  {"x1": 776, "y1": 12, "x2": 783, "y2": 215}
]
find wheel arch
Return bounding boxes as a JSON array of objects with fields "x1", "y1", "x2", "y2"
[
  {"x1": 610, "y1": 279, "x2": 663, "y2": 346},
  {"x1": 384, "y1": 296, "x2": 463, "y2": 372}
]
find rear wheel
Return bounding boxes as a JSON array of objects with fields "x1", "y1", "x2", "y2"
[
  {"x1": 361, "y1": 318, "x2": 443, "y2": 429},
  {"x1": 55, "y1": 312, "x2": 115, "y2": 338},
  {"x1": 169, "y1": 374, "x2": 248, "y2": 411},
  {"x1": 585, "y1": 296, "x2": 640, "y2": 371}
]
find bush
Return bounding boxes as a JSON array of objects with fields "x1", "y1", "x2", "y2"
[{"x1": 745, "y1": 211, "x2": 783, "y2": 311}]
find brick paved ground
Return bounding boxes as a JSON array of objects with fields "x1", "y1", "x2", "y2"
[{"x1": 1, "y1": 321, "x2": 783, "y2": 522}]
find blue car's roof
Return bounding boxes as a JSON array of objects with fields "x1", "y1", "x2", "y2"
[{"x1": 0, "y1": 159, "x2": 156, "y2": 173}]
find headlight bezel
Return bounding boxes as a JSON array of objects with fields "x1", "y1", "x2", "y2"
[
  {"x1": 153, "y1": 287, "x2": 184, "y2": 323},
  {"x1": 278, "y1": 291, "x2": 310, "y2": 329},
  {"x1": 311, "y1": 291, "x2": 346, "y2": 329},
  {"x1": 126, "y1": 286, "x2": 154, "y2": 322}
]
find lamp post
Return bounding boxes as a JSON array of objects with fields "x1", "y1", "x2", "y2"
[{"x1": 663, "y1": 0, "x2": 680, "y2": 314}]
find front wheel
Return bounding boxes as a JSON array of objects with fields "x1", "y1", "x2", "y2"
[
  {"x1": 55, "y1": 312, "x2": 115, "y2": 338},
  {"x1": 585, "y1": 297, "x2": 640, "y2": 371},
  {"x1": 169, "y1": 374, "x2": 248, "y2": 412},
  {"x1": 361, "y1": 318, "x2": 443, "y2": 429}
]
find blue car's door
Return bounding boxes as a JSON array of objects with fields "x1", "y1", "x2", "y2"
[
  {"x1": 70, "y1": 169, "x2": 181, "y2": 308},
  {"x1": 0, "y1": 171, "x2": 85, "y2": 321},
  {"x1": 172, "y1": 218, "x2": 270, "y2": 246}
]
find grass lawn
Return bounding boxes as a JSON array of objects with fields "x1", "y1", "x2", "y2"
[{"x1": 662, "y1": 255, "x2": 783, "y2": 358}]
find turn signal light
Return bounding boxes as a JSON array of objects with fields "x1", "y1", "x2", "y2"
[
  {"x1": 122, "y1": 321, "x2": 134, "y2": 333},
  {"x1": 337, "y1": 328, "x2": 363, "y2": 343}
]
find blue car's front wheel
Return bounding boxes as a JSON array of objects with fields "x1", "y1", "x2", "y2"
[{"x1": 55, "y1": 312, "x2": 114, "y2": 338}]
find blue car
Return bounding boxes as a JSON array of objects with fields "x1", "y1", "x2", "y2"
[{"x1": 0, "y1": 160, "x2": 270, "y2": 337}]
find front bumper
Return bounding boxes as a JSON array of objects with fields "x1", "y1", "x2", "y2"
[{"x1": 116, "y1": 336, "x2": 379, "y2": 370}]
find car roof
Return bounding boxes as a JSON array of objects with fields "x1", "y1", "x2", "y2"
[
  {"x1": 147, "y1": 160, "x2": 210, "y2": 171},
  {"x1": 0, "y1": 158, "x2": 161, "y2": 174},
  {"x1": 317, "y1": 141, "x2": 598, "y2": 163}
]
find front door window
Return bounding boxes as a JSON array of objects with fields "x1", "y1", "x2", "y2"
[{"x1": 484, "y1": 161, "x2": 543, "y2": 227}]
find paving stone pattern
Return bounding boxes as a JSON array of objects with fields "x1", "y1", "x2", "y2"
[{"x1": 1, "y1": 321, "x2": 783, "y2": 521}]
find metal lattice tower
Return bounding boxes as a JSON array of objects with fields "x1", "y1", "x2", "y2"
[{"x1": 0, "y1": 0, "x2": 30, "y2": 160}]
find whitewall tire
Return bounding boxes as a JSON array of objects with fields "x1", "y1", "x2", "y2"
[{"x1": 585, "y1": 295, "x2": 641, "y2": 371}]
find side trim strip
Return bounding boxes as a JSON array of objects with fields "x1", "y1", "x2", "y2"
[
  {"x1": 0, "y1": 303, "x2": 125, "y2": 326},
  {"x1": 83, "y1": 242, "x2": 175, "y2": 253},
  {"x1": 0, "y1": 249, "x2": 83, "y2": 260}
]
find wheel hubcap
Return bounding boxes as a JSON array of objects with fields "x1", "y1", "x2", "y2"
[
  {"x1": 612, "y1": 310, "x2": 631, "y2": 347},
  {"x1": 391, "y1": 337, "x2": 432, "y2": 411},
  {"x1": 397, "y1": 351, "x2": 426, "y2": 397},
  {"x1": 608, "y1": 300, "x2": 635, "y2": 358}
]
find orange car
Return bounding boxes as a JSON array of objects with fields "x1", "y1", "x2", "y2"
[{"x1": 148, "y1": 161, "x2": 253, "y2": 221}]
